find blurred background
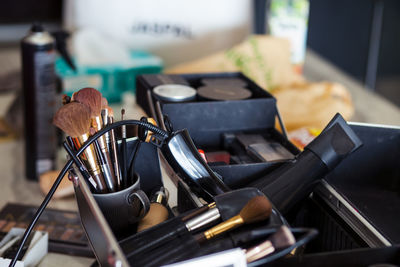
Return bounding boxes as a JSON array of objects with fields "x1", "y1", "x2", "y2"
[{"x1": 0, "y1": 0, "x2": 398, "y2": 106}]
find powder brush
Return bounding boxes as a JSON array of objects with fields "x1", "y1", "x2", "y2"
[
  {"x1": 53, "y1": 102, "x2": 107, "y2": 192},
  {"x1": 72, "y1": 87, "x2": 102, "y2": 118},
  {"x1": 196, "y1": 196, "x2": 272, "y2": 243},
  {"x1": 73, "y1": 87, "x2": 117, "y2": 191}
]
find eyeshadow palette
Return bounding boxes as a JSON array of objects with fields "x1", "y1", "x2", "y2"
[{"x1": 0, "y1": 203, "x2": 92, "y2": 257}]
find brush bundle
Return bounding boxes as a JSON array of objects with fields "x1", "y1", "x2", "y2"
[
  {"x1": 53, "y1": 87, "x2": 151, "y2": 194},
  {"x1": 119, "y1": 188, "x2": 317, "y2": 266}
]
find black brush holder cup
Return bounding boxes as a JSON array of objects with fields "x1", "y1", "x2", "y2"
[
  {"x1": 61, "y1": 120, "x2": 169, "y2": 236},
  {"x1": 92, "y1": 173, "x2": 150, "y2": 235}
]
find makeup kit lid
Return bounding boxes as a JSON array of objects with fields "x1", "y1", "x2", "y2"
[
  {"x1": 197, "y1": 85, "x2": 252, "y2": 101},
  {"x1": 153, "y1": 84, "x2": 197, "y2": 102}
]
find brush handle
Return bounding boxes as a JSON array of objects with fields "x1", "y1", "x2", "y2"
[
  {"x1": 95, "y1": 116, "x2": 117, "y2": 191},
  {"x1": 121, "y1": 138, "x2": 128, "y2": 188},
  {"x1": 108, "y1": 117, "x2": 122, "y2": 189},
  {"x1": 201, "y1": 215, "x2": 244, "y2": 242},
  {"x1": 93, "y1": 139, "x2": 116, "y2": 192}
]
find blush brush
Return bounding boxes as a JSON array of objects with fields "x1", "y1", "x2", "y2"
[
  {"x1": 73, "y1": 87, "x2": 117, "y2": 192},
  {"x1": 53, "y1": 101, "x2": 107, "y2": 192}
]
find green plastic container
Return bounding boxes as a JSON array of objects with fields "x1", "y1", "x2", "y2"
[{"x1": 55, "y1": 50, "x2": 163, "y2": 103}]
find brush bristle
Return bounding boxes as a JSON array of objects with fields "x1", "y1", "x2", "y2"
[
  {"x1": 53, "y1": 102, "x2": 91, "y2": 137},
  {"x1": 270, "y1": 226, "x2": 295, "y2": 249},
  {"x1": 72, "y1": 87, "x2": 103, "y2": 117},
  {"x1": 240, "y1": 196, "x2": 272, "y2": 224}
]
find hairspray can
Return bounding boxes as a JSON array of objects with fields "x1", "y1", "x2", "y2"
[{"x1": 21, "y1": 23, "x2": 57, "y2": 180}]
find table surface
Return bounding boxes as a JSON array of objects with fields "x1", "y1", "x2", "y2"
[{"x1": 0, "y1": 47, "x2": 399, "y2": 266}]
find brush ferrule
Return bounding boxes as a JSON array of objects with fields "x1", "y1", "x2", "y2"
[
  {"x1": 185, "y1": 207, "x2": 220, "y2": 232},
  {"x1": 204, "y1": 215, "x2": 244, "y2": 240},
  {"x1": 101, "y1": 109, "x2": 111, "y2": 147},
  {"x1": 78, "y1": 134, "x2": 101, "y2": 173},
  {"x1": 122, "y1": 125, "x2": 126, "y2": 139},
  {"x1": 77, "y1": 134, "x2": 107, "y2": 192}
]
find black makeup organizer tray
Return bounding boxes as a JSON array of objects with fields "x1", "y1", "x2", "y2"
[{"x1": 136, "y1": 72, "x2": 300, "y2": 189}]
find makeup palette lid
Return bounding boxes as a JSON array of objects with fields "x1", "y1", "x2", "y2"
[
  {"x1": 153, "y1": 84, "x2": 197, "y2": 102},
  {"x1": 197, "y1": 86, "x2": 252, "y2": 101},
  {"x1": 201, "y1": 78, "x2": 248, "y2": 87}
]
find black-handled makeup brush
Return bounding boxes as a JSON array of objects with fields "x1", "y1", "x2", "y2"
[{"x1": 195, "y1": 196, "x2": 272, "y2": 243}]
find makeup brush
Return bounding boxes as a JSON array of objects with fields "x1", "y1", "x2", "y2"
[
  {"x1": 107, "y1": 106, "x2": 122, "y2": 187},
  {"x1": 72, "y1": 87, "x2": 102, "y2": 117},
  {"x1": 196, "y1": 196, "x2": 272, "y2": 243},
  {"x1": 90, "y1": 127, "x2": 115, "y2": 191},
  {"x1": 53, "y1": 102, "x2": 107, "y2": 192},
  {"x1": 121, "y1": 108, "x2": 128, "y2": 188},
  {"x1": 182, "y1": 202, "x2": 216, "y2": 222},
  {"x1": 245, "y1": 225, "x2": 295, "y2": 263},
  {"x1": 73, "y1": 87, "x2": 117, "y2": 191}
]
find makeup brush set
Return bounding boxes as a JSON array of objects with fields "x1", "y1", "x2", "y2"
[{"x1": 10, "y1": 71, "x2": 400, "y2": 266}]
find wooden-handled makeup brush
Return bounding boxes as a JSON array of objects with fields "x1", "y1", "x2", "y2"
[
  {"x1": 53, "y1": 102, "x2": 107, "y2": 193},
  {"x1": 73, "y1": 87, "x2": 117, "y2": 192},
  {"x1": 196, "y1": 196, "x2": 272, "y2": 243}
]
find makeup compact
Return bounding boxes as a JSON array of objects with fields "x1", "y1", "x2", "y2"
[
  {"x1": 201, "y1": 77, "x2": 248, "y2": 87},
  {"x1": 197, "y1": 86, "x2": 252, "y2": 101},
  {"x1": 153, "y1": 84, "x2": 197, "y2": 103}
]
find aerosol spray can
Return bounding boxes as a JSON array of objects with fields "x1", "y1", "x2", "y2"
[{"x1": 21, "y1": 23, "x2": 57, "y2": 180}]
